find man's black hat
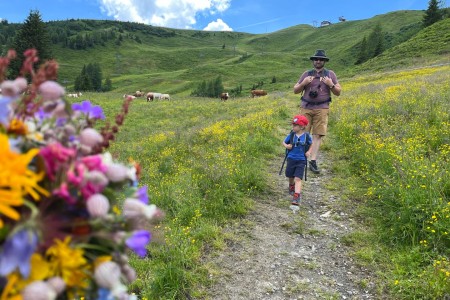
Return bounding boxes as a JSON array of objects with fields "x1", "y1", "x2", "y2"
[{"x1": 310, "y1": 49, "x2": 329, "y2": 61}]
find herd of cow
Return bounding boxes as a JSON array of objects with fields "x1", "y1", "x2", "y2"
[
  {"x1": 123, "y1": 90, "x2": 170, "y2": 101},
  {"x1": 123, "y1": 89, "x2": 268, "y2": 102}
]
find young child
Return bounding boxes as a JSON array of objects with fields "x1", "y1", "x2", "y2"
[{"x1": 282, "y1": 115, "x2": 313, "y2": 205}]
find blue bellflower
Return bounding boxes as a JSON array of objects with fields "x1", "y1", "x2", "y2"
[
  {"x1": 72, "y1": 100, "x2": 105, "y2": 120},
  {"x1": 125, "y1": 230, "x2": 151, "y2": 258},
  {"x1": 0, "y1": 229, "x2": 38, "y2": 278},
  {"x1": 136, "y1": 186, "x2": 149, "y2": 204}
]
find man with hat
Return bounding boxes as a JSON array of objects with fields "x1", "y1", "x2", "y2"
[{"x1": 293, "y1": 49, "x2": 341, "y2": 174}]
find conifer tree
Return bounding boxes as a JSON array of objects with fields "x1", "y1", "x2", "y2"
[
  {"x1": 423, "y1": 0, "x2": 443, "y2": 27},
  {"x1": 367, "y1": 23, "x2": 384, "y2": 58},
  {"x1": 9, "y1": 10, "x2": 52, "y2": 78},
  {"x1": 103, "y1": 77, "x2": 113, "y2": 92},
  {"x1": 355, "y1": 36, "x2": 368, "y2": 64}
]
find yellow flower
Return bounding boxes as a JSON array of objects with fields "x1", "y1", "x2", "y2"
[
  {"x1": 0, "y1": 134, "x2": 49, "y2": 227},
  {"x1": 46, "y1": 236, "x2": 89, "y2": 288},
  {"x1": 3, "y1": 254, "x2": 51, "y2": 297}
]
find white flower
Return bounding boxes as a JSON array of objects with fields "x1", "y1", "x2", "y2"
[
  {"x1": 87, "y1": 194, "x2": 110, "y2": 218},
  {"x1": 94, "y1": 261, "x2": 127, "y2": 297},
  {"x1": 21, "y1": 281, "x2": 57, "y2": 300},
  {"x1": 105, "y1": 163, "x2": 129, "y2": 182},
  {"x1": 123, "y1": 198, "x2": 158, "y2": 220}
]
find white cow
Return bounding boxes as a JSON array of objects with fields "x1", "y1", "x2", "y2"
[{"x1": 161, "y1": 93, "x2": 170, "y2": 100}]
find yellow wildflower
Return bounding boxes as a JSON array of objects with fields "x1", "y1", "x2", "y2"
[
  {"x1": 46, "y1": 236, "x2": 89, "y2": 288},
  {"x1": 0, "y1": 133, "x2": 49, "y2": 227}
]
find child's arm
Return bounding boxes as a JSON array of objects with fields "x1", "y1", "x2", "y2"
[{"x1": 283, "y1": 141, "x2": 293, "y2": 150}]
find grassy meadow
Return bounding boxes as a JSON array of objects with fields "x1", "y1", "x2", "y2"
[
  {"x1": 5, "y1": 9, "x2": 448, "y2": 298},
  {"x1": 329, "y1": 65, "x2": 450, "y2": 299},
  {"x1": 80, "y1": 92, "x2": 293, "y2": 298},
  {"x1": 79, "y1": 63, "x2": 450, "y2": 299}
]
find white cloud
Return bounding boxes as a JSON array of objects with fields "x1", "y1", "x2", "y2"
[
  {"x1": 203, "y1": 18, "x2": 233, "y2": 31},
  {"x1": 99, "y1": 0, "x2": 231, "y2": 29}
]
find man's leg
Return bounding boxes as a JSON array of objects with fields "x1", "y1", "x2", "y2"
[{"x1": 310, "y1": 134, "x2": 323, "y2": 161}]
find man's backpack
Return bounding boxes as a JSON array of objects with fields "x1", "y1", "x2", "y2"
[{"x1": 307, "y1": 68, "x2": 330, "y2": 77}]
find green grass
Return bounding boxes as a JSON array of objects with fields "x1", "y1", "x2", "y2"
[{"x1": 327, "y1": 65, "x2": 450, "y2": 299}]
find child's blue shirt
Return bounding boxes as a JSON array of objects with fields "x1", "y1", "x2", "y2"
[{"x1": 284, "y1": 132, "x2": 312, "y2": 161}]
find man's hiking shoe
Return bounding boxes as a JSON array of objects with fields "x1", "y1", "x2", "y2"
[
  {"x1": 291, "y1": 193, "x2": 301, "y2": 206},
  {"x1": 309, "y1": 160, "x2": 320, "y2": 174},
  {"x1": 289, "y1": 184, "x2": 295, "y2": 195}
]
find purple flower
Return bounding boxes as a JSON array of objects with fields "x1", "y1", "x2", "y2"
[
  {"x1": 0, "y1": 229, "x2": 38, "y2": 278},
  {"x1": 56, "y1": 117, "x2": 67, "y2": 127},
  {"x1": 125, "y1": 230, "x2": 151, "y2": 258},
  {"x1": 136, "y1": 186, "x2": 149, "y2": 204},
  {"x1": 72, "y1": 100, "x2": 105, "y2": 120},
  {"x1": 0, "y1": 97, "x2": 12, "y2": 125}
]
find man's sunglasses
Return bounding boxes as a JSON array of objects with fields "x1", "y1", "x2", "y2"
[{"x1": 313, "y1": 58, "x2": 325, "y2": 61}]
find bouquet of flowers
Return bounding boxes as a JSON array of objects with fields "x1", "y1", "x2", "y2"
[{"x1": 0, "y1": 49, "x2": 162, "y2": 300}]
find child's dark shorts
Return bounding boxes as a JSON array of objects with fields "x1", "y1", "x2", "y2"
[{"x1": 285, "y1": 159, "x2": 306, "y2": 179}]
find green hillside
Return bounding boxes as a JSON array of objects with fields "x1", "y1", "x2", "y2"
[{"x1": 1, "y1": 10, "x2": 449, "y2": 95}]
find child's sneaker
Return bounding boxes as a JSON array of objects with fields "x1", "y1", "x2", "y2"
[
  {"x1": 288, "y1": 184, "x2": 295, "y2": 195},
  {"x1": 291, "y1": 193, "x2": 301, "y2": 206}
]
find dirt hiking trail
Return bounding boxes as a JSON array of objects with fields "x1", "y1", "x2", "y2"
[{"x1": 204, "y1": 153, "x2": 378, "y2": 300}]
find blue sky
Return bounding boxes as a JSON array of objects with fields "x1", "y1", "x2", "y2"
[{"x1": 0, "y1": 0, "x2": 446, "y2": 34}]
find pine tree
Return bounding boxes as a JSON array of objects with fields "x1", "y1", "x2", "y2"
[
  {"x1": 103, "y1": 77, "x2": 113, "y2": 92},
  {"x1": 367, "y1": 23, "x2": 384, "y2": 58},
  {"x1": 355, "y1": 36, "x2": 368, "y2": 65},
  {"x1": 9, "y1": 10, "x2": 52, "y2": 78},
  {"x1": 423, "y1": 0, "x2": 443, "y2": 27}
]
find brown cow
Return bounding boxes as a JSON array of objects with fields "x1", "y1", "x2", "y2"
[
  {"x1": 251, "y1": 89, "x2": 267, "y2": 98},
  {"x1": 220, "y1": 92, "x2": 229, "y2": 101},
  {"x1": 146, "y1": 92, "x2": 154, "y2": 102}
]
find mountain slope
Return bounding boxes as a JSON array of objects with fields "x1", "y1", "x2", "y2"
[{"x1": 3, "y1": 10, "x2": 449, "y2": 95}]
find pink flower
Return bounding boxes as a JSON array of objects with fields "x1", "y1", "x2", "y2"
[
  {"x1": 40, "y1": 143, "x2": 76, "y2": 181},
  {"x1": 38, "y1": 81, "x2": 65, "y2": 101},
  {"x1": 53, "y1": 183, "x2": 76, "y2": 204},
  {"x1": 82, "y1": 155, "x2": 106, "y2": 172}
]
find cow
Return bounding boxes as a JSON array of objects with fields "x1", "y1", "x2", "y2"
[
  {"x1": 133, "y1": 90, "x2": 144, "y2": 97},
  {"x1": 161, "y1": 93, "x2": 170, "y2": 100},
  {"x1": 220, "y1": 92, "x2": 229, "y2": 101},
  {"x1": 251, "y1": 90, "x2": 267, "y2": 98},
  {"x1": 67, "y1": 92, "x2": 82, "y2": 98},
  {"x1": 146, "y1": 92, "x2": 154, "y2": 102}
]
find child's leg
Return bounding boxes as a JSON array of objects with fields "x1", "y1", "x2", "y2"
[
  {"x1": 294, "y1": 177, "x2": 302, "y2": 194},
  {"x1": 289, "y1": 177, "x2": 294, "y2": 185}
]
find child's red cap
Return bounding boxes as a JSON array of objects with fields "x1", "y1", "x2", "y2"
[{"x1": 292, "y1": 115, "x2": 308, "y2": 126}]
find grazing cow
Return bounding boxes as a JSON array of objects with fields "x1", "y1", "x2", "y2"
[
  {"x1": 67, "y1": 92, "x2": 82, "y2": 98},
  {"x1": 146, "y1": 92, "x2": 154, "y2": 102},
  {"x1": 123, "y1": 94, "x2": 136, "y2": 99},
  {"x1": 161, "y1": 93, "x2": 170, "y2": 100},
  {"x1": 133, "y1": 90, "x2": 144, "y2": 97},
  {"x1": 251, "y1": 89, "x2": 267, "y2": 98},
  {"x1": 220, "y1": 92, "x2": 229, "y2": 101}
]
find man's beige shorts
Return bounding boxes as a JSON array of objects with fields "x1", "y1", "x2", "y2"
[{"x1": 300, "y1": 108, "x2": 329, "y2": 136}]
